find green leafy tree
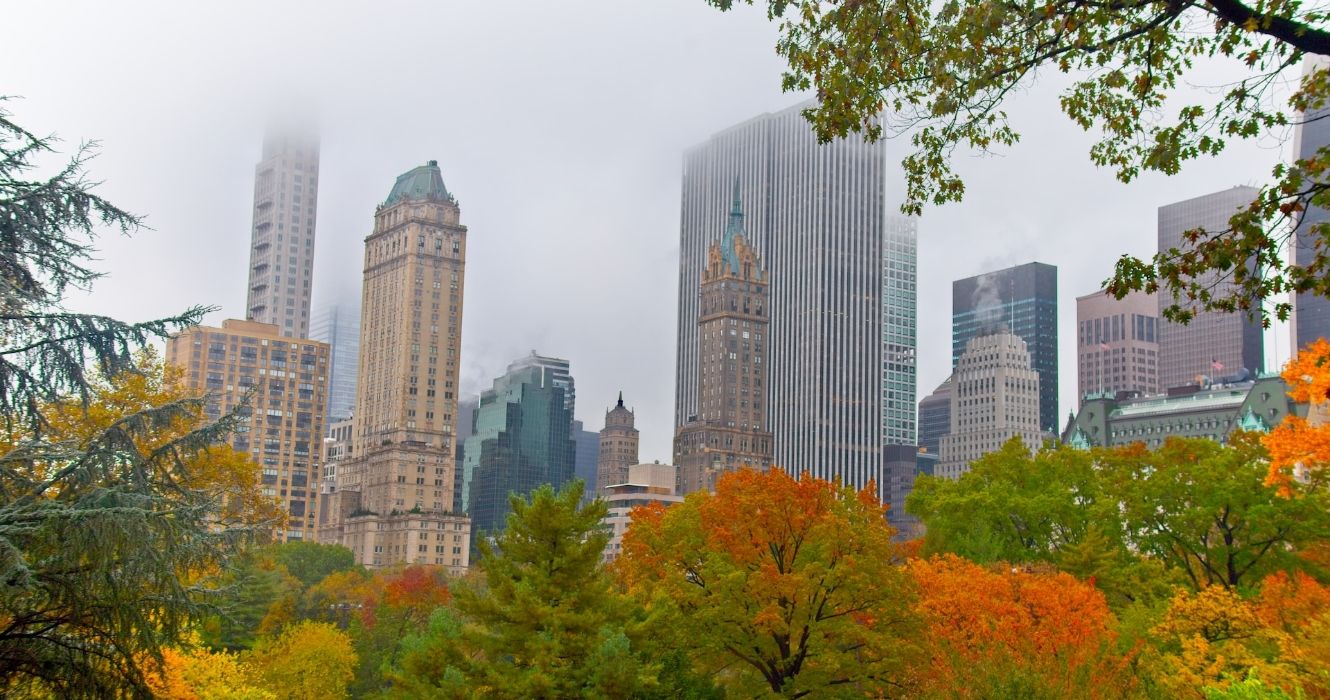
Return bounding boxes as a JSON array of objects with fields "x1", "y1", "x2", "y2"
[
  {"x1": 707, "y1": 0, "x2": 1330, "y2": 325},
  {"x1": 385, "y1": 482, "x2": 666, "y2": 699},
  {"x1": 1105, "y1": 434, "x2": 1330, "y2": 590},
  {"x1": 265, "y1": 541, "x2": 358, "y2": 589},
  {"x1": 0, "y1": 103, "x2": 251, "y2": 697}
]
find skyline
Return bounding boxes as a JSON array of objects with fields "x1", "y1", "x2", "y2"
[{"x1": 6, "y1": 1, "x2": 1292, "y2": 462}]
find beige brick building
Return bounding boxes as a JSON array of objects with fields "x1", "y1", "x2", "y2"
[
  {"x1": 165, "y1": 319, "x2": 329, "y2": 540},
  {"x1": 675, "y1": 183, "x2": 773, "y2": 494},
  {"x1": 596, "y1": 393, "x2": 638, "y2": 493},
  {"x1": 1076, "y1": 289, "x2": 1159, "y2": 400},
  {"x1": 317, "y1": 161, "x2": 470, "y2": 574},
  {"x1": 938, "y1": 330, "x2": 1044, "y2": 480}
]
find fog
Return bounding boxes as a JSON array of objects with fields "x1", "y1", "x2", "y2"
[{"x1": 6, "y1": 1, "x2": 1289, "y2": 459}]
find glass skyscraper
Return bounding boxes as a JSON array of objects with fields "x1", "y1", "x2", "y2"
[
  {"x1": 674, "y1": 101, "x2": 917, "y2": 503},
  {"x1": 951, "y1": 262, "x2": 1058, "y2": 433},
  {"x1": 310, "y1": 302, "x2": 360, "y2": 424},
  {"x1": 461, "y1": 360, "x2": 576, "y2": 538}
]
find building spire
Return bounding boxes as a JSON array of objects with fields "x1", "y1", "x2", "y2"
[
  {"x1": 722, "y1": 177, "x2": 744, "y2": 274},
  {"x1": 617, "y1": 390, "x2": 624, "y2": 408}
]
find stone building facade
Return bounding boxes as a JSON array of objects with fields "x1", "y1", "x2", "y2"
[
  {"x1": 596, "y1": 393, "x2": 639, "y2": 493},
  {"x1": 674, "y1": 182, "x2": 773, "y2": 494},
  {"x1": 938, "y1": 331, "x2": 1044, "y2": 480},
  {"x1": 1076, "y1": 289, "x2": 1159, "y2": 400}
]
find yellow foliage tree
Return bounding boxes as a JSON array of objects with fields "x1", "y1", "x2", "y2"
[
  {"x1": 145, "y1": 644, "x2": 274, "y2": 700},
  {"x1": 249, "y1": 621, "x2": 357, "y2": 700}
]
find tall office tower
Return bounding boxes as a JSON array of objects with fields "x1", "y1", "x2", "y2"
[
  {"x1": 1292, "y1": 58, "x2": 1330, "y2": 352},
  {"x1": 461, "y1": 361, "x2": 576, "y2": 537},
  {"x1": 675, "y1": 102, "x2": 915, "y2": 500},
  {"x1": 165, "y1": 319, "x2": 329, "y2": 540},
  {"x1": 938, "y1": 331, "x2": 1043, "y2": 480},
  {"x1": 917, "y1": 377, "x2": 952, "y2": 456},
  {"x1": 674, "y1": 185, "x2": 773, "y2": 495},
  {"x1": 952, "y1": 262, "x2": 1058, "y2": 432},
  {"x1": 1076, "y1": 289, "x2": 1159, "y2": 400},
  {"x1": 310, "y1": 302, "x2": 360, "y2": 424},
  {"x1": 596, "y1": 393, "x2": 639, "y2": 493},
  {"x1": 319, "y1": 161, "x2": 470, "y2": 573},
  {"x1": 246, "y1": 128, "x2": 320, "y2": 338},
  {"x1": 883, "y1": 218, "x2": 920, "y2": 446},
  {"x1": 507, "y1": 352, "x2": 575, "y2": 417},
  {"x1": 1157, "y1": 187, "x2": 1265, "y2": 389},
  {"x1": 572, "y1": 419, "x2": 600, "y2": 502}
]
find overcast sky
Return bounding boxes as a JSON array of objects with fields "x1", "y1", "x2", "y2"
[{"x1": 6, "y1": 1, "x2": 1291, "y2": 461}]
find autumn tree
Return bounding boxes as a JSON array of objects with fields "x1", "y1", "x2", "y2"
[
  {"x1": 619, "y1": 468, "x2": 917, "y2": 698},
  {"x1": 386, "y1": 483, "x2": 665, "y2": 699},
  {"x1": 707, "y1": 0, "x2": 1330, "y2": 325},
  {"x1": 249, "y1": 621, "x2": 357, "y2": 700},
  {"x1": 1106, "y1": 434, "x2": 1330, "y2": 590},
  {"x1": 1265, "y1": 338, "x2": 1330, "y2": 493},
  {"x1": 909, "y1": 555, "x2": 1135, "y2": 698},
  {"x1": 144, "y1": 642, "x2": 274, "y2": 700},
  {"x1": 0, "y1": 102, "x2": 265, "y2": 696},
  {"x1": 264, "y1": 541, "x2": 357, "y2": 589}
]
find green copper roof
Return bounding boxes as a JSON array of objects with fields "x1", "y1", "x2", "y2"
[
  {"x1": 721, "y1": 177, "x2": 745, "y2": 275},
  {"x1": 384, "y1": 160, "x2": 451, "y2": 205}
]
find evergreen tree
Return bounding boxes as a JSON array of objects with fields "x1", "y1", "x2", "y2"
[{"x1": 0, "y1": 101, "x2": 247, "y2": 697}]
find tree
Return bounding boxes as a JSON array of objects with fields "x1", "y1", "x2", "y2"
[
  {"x1": 908, "y1": 555, "x2": 1135, "y2": 698},
  {"x1": 144, "y1": 643, "x2": 274, "y2": 700},
  {"x1": 1106, "y1": 434, "x2": 1330, "y2": 589},
  {"x1": 386, "y1": 482, "x2": 662, "y2": 699},
  {"x1": 249, "y1": 621, "x2": 356, "y2": 700},
  {"x1": 264, "y1": 541, "x2": 357, "y2": 589},
  {"x1": 707, "y1": 0, "x2": 1330, "y2": 325},
  {"x1": 1265, "y1": 338, "x2": 1330, "y2": 493},
  {"x1": 619, "y1": 468, "x2": 917, "y2": 698},
  {"x1": 0, "y1": 103, "x2": 243, "y2": 697}
]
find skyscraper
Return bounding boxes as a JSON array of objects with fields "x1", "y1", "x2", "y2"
[
  {"x1": 1076, "y1": 289, "x2": 1159, "y2": 399},
  {"x1": 507, "y1": 352, "x2": 575, "y2": 417},
  {"x1": 461, "y1": 360, "x2": 576, "y2": 538},
  {"x1": 938, "y1": 331, "x2": 1043, "y2": 480},
  {"x1": 1292, "y1": 58, "x2": 1330, "y2": 352},
  {"x1": 245, "y1": 128, "x2": 320, "y2": 338},
  {"x1": 310, "y1": 302, "x2": 360, "y2": 424},
  {"x1": 952, "y1": 262, "x2": 1058, "y2": 432},
  {"x1": 917, "y1": 377, "x2": 953, "y2": 456},
  {"x1": 596, "y1": 393, "x2": 639, "y2": 493},
  {"x1": 1157, "y1": 187, "x2": 1265, "y2": 389},
  {"x1": 318, "y1": 160, "x2": 470, "y2": 573},
  {"x1": 675, "y1": 183, "x2": 773, "y2": 495},
  {"x1": 572, "y1": 419, "x2": 600, "y2": 502},
  {"x1": 165, "y1": 319, "x2": 329, "y2": 541},
  {"x1": 675, "y1": 101, "x2": 916, "y2": 500}
]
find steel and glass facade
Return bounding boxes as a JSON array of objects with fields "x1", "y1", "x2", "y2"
[
  {"x1": 674, "y1": 101, "x2": 916, "y2": 502},
  {"x1": 310, "y1": 302, "x2": 360, "y2": 424}
]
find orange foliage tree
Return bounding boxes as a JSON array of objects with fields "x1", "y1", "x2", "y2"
[
  {"x1": 1265, "y1": 338, "x2": 1330, "y2": 493},
  {"x1": 908, "y1": 555, "x2": 1135, "y2": 698},
  {"x1": 618, "y1": 467, "x2": 916, "y2": 697},
  {"x1": 144, "y1": 643, "x2": 274, "y2": 700}
]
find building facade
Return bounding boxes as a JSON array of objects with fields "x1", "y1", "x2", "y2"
[
  {"x1": 310, "y1": 302, "x2": 360, "y2": 424},
  {"x1": 938, "y1": 331, "x2": 1044, "y2": 480},
  {"x1": 596, "y1": 393, "x2": 639, "y2": 493},
  {"x1": 675, "y1": 183, "x2": 773, "y2": 494},
  {"x1": 1292, "y1": 58, "x2": 1330, "y2": 352},
  {"x1": 245, "y1": 128, "x2": 320, "y2": 338},
  {"x1": 165, "y1": 319, "x2": 329, "y2": 540},
  {"x1": 952, "y1": 262, "x2": 1058, "y2": 432},
  {"x1": 602, "y1": 462, "x2": 683, "y2": 563},
  {"x1": 884, "y1": 445, "x2": 935, "y2": 539},
  {"x1": 1157, "y1": 187, "x2": 1265, "y2": 389},
  {"x1": 1076, "y1": 289, "x2": 1159, "y2": 400},
  {"x1": 507, "y1": 352, "x2": 575, "y2": 417},
  {"x1": 317, "y1": 161, "x2": 470, "y2": 574},
  {"x1": 917, "y1": 377, "x2": 952, "y2": 457},
  {"x1": 572, "y1": 419, "x2": 600, "y2": 502},
  {"x1": 1063, "y1": 374, "x2": 1298, "y2": 449},
  {"x1": 461, "y1": 361, "x2": 577, "y2": 539},
  {"x1": 674, "y1": 101, "x2": 917, "y2": 502}
]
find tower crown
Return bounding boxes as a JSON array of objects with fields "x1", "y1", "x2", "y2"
[{"x1": 384, "y1": 160, "x2": 452, "y2": 205}]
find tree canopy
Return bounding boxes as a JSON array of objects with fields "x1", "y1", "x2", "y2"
[{"x1": 707, "y1": 0, "x2": 1330, "y2": 325}]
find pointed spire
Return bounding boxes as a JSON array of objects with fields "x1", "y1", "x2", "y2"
[
  {"x1": 721, "y1": 177, "x2": 744, "y2": 275},
  {"x1": 617, "y1": 390, "x2": 624, "y2": 408}
]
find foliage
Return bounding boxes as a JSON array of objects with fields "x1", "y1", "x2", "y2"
[
  {"x1": 1203, "y1": 672, "x2": 1298, "y2": 700},
  {"x1": 386, "y1": 482, "x2": 663, "y2": 699},
  {"x1": 250, "y1": 621, "x2": 356, "y2": 700},
  {"x1": 620, "y1": 468, "x2": 915, "y2": 698},
  {"x1": 1265, "y1": 338, "x2": 1330, "y2": 493},
  {"x1": 145, "y1": 643, "x2": 274, "y2": 700},
  {"x1": 1107, "y1": 434, "x2": 1330, "y2": 589},
  {"x1": 706, "y1": 0, "x2": 1330, "y2": 325},
  {"x1": 264, "y1": 541, "x2": 357, "y2": 589},
  {"x1": 201, "y1": 551, "x2": 302, "y2": 652},
  {"x1": 908, "y1": 555, "x2": 1135, "y2": 698}
]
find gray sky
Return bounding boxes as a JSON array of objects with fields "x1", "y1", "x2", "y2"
[{"x1": 6, "y1": 1, "x2": 1290, "y2": 461}]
